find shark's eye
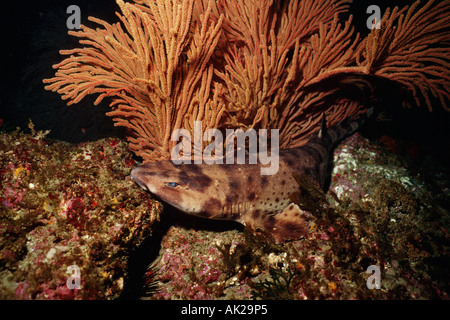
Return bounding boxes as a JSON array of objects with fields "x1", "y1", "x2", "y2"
[{"x1": 166, "y1": 182, "x2": 180, "y2": 188}]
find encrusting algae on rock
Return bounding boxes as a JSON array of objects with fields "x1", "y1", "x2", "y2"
[
  {"x1": 0, "y1": 123, "x2": 160, "y2": 299},
  {"x1": 1, "y1": 121, "x2": 449, "y2": 300},
  {"x1": 0, "y1": 126, "x2": 449, "y2": 299}
]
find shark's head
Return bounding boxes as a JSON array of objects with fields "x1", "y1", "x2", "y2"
[{"x1": 131, "y1": 161, "x2": 224, "y2": 216}]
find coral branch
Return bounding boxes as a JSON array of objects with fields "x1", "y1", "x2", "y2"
[
  {"x1": 44, "y1": 0, "x2": 224, "y2": 161},
  {"x1": 44, "y1": 0, "x2": 450, "y2": 159},
  {"x1": 358, "y1": 0, "x2": 450, "y2": 111}
]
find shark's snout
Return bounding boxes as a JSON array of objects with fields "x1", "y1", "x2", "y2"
[{"x1": 131, "y1": 166, "x2": 149, "y2": 191}]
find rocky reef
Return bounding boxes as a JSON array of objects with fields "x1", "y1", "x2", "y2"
[
  {"x1": 0, "y1": 124, "x2": 159, "y2": 299},
  {"x1": 1, "y1": 125, "x2": 449, "y2": 299}
]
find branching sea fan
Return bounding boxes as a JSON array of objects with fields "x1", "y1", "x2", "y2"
[{"x1": 43, "y1": 0, "x2": 450, "y2": 162}]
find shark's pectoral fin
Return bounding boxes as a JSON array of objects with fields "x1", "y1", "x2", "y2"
[{"x1": 246, "y1": 203, "x2": 311, "y2": 243}]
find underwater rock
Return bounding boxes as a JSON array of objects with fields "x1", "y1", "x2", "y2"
[
  {"x1": 1, "y1": 127, "x2": 449, "y2": 299},
  {"x1": 0, "y1": 128, "x2": 160, "y2": 299}
]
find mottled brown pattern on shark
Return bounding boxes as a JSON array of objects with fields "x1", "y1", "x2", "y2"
[{"x1": 131, "y1": 111, "x2": 372, "y2": 242}]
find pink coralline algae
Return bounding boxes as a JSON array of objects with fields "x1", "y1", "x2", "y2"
[
  {"x1": 155, "y1": 228, "x2": 223, "y2": 299},
  {"x1": 0, "y1": 126, "x2": 161, "y2": 299}
]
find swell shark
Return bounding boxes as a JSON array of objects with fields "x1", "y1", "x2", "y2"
[{"x1": 131, "y1": 111, "x2": 372, "y2": 242}]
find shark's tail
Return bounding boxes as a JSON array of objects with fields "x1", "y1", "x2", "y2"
[{"x1": 314, "y1": 107, "x2": 374, "y2": 151}]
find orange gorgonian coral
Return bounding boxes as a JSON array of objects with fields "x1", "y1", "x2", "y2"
[{"x1": 44, "y1": 0, "x2": 450, "y2": 161}]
